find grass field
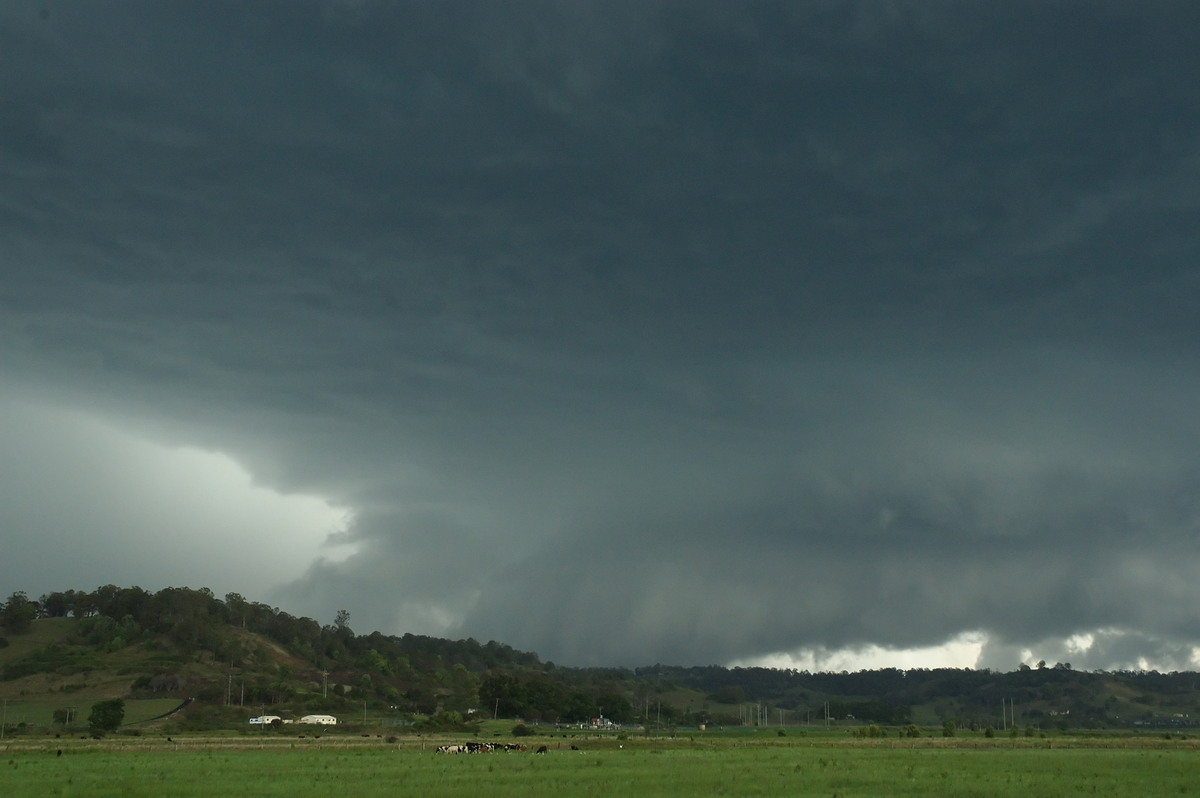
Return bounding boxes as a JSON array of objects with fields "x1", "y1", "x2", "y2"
[
  {"x1": 0, "y1": 698, "x2": 184, "y2": 728},
  {"x1": 3, "y1": 732, "x2": 1197, "y2": 797}
]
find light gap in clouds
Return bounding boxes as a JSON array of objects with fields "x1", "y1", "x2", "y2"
[
  {"x1": 0, "y1": 401, "x2": 353, "y2": 598},
  {"x1": 731, "y1": 631, "x2": 986, "y2": 673}
]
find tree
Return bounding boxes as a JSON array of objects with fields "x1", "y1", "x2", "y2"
[
  {"x1": 1, "y1": 591, "x2": 38, "y2": 634},
  {"x1": 480, "y1": 673, "x2": 528, "y2": 718},
  {"x1": 40, "y1": 591, "x2": 71, "y2": 618},
  {"x1": 564, "y1": 690, "x2": 599, "y2": 723},
  {"x1": 598, "y1": 693, "x2": 635, "y2": 724},
  {"x1": 88, "y1": 699, "x2": 125, "y2": 733}
]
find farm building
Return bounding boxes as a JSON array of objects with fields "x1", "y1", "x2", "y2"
[{"x1": 299, "y1": 714, "x2": 338, "y2": 725}]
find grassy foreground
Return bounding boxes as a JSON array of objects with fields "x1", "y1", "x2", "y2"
[{"x1": 3, "y1": 734, "x2": 1197, "y2": 797}]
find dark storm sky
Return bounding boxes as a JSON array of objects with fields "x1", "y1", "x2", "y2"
[{"x1": 2, "y1": 1, "x2": 1199, "y2": 670}]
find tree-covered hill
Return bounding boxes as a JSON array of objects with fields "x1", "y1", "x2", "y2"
[{"x1": 2, "y1": 587, "x2": 1197, "y2": 734}]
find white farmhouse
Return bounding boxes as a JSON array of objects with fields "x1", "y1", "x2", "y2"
[{"x1": 299, "y1": 714, "x2": 338, "y2": 725}]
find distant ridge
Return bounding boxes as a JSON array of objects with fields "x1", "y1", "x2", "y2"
[{"x1": 2, "y1": 586, "x2": 1197, "y2": 733}]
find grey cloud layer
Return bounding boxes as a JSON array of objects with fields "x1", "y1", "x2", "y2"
[{"x1": 2, "y1": 1, "x2": 1199, "y2": 667}]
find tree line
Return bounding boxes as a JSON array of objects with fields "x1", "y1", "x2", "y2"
[{"x1": 5, "y1": 586, "x2": 1200, "y2": 731}]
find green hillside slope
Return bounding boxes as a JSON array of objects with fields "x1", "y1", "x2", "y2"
[{"x1": 2, "y1": 587, "x2": 1197, "y2": 737}]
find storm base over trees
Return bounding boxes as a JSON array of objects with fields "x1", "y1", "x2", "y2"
[{"x1": 4, "y1": 586, "x2": 1198, "y2": 733}]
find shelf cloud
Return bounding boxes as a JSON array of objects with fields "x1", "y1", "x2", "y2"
[{"x1": 3, "y1": 1, "x2": 1199, "y2": 670}]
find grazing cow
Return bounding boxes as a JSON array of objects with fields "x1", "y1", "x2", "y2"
[
  {"x1": 535, "y1": 745, "x2": 548, "y2": 754},
  {"x1": 437, "y1": 744, "x2": 466, "y2": 754}
]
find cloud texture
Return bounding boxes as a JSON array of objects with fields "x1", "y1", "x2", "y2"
[{"x1": 2, "y1": 1, "x2": 1200, "y2": 669}]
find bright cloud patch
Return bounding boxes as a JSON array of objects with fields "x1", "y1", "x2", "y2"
[
  {"x1": 0, "y1": 400, "x2": 351, "y2": 599},
  {"x1": 731, "y1": 632, "x2": 987, "y2": 673}
]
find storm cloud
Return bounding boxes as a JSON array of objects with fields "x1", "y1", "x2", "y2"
[{"x1": 2, "y1": 1, "x2": 1199, "y2": 670}]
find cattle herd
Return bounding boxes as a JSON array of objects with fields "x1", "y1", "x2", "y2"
[
  {"x1": 435, "y1": 742, "x2": 530, "y2": 753},
  {"x1": 434, "y1": 742, "x2": 583, "y2": 754}
]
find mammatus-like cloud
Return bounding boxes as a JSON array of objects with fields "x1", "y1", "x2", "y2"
[{"x1": 2, "y1": 2, "x2": 1199, "y2": 669}]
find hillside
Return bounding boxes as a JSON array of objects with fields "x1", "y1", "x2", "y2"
[{"x1": 2, "y1": 586, "x2": 1197, "y2": 735}]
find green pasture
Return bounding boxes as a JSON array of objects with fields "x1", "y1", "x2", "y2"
[
  {"x1": 0, "y1": 699, "x2": 183, "y2": 728},
  {"x1": 3, "y1": 734, "x2": 1197, "y2": 797}
]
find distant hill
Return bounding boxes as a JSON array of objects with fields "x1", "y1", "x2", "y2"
[{"x1": 2, "y1": 587, "x2": 1197, "y2": 734}]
